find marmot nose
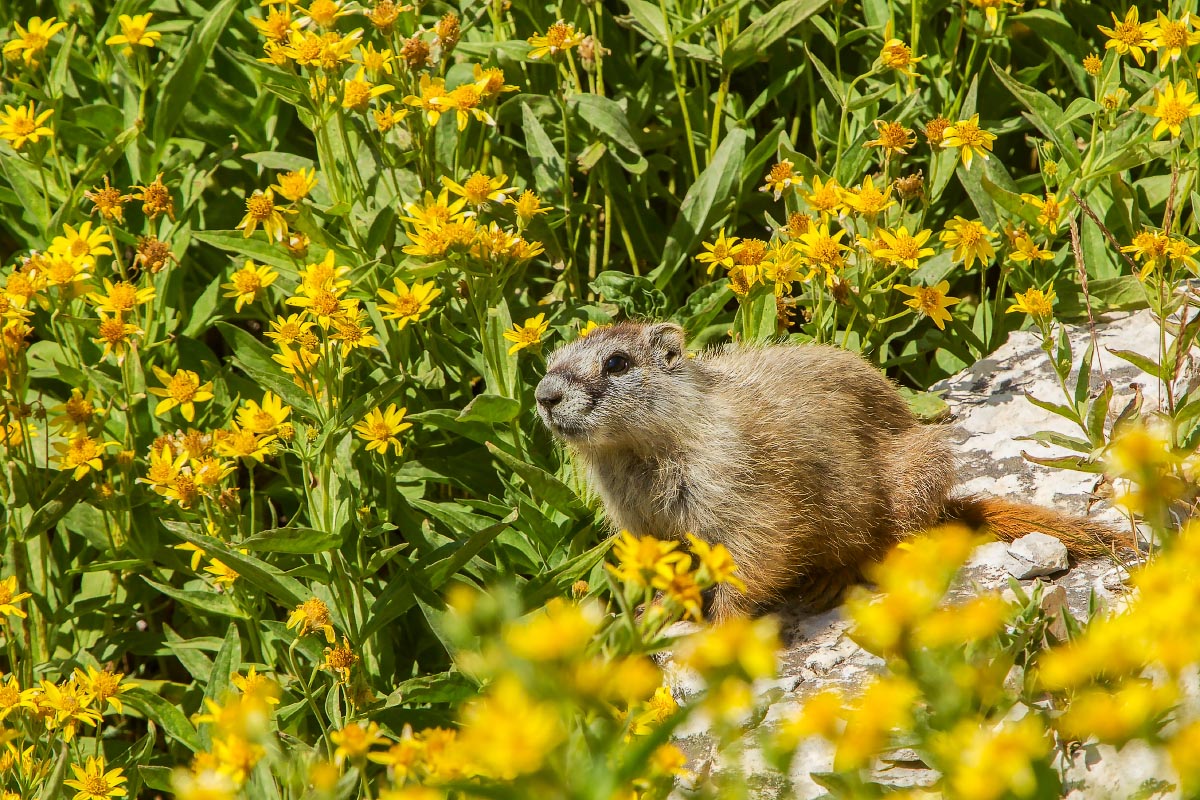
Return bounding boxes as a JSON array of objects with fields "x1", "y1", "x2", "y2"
[{"x1": 536, "y1": 383, "x2": 564, "y2": 410}]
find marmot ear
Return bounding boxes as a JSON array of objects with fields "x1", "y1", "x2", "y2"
[{"x1": 646, "y1": 322, "x2": 685, "y2": 367}]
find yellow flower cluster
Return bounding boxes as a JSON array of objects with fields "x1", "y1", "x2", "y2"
[
  {"x1": 178, "y1": 675, "x2": 282, "y2": 798},
  {"x1": 0, "y1": 661, "x2": 130, "y2": 747},
  {"x1": 399, "y1": 180, "x2": 545, "y2": 264}
]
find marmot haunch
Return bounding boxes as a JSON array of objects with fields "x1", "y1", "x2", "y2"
[{"x1": 535, "y1": 321, "x2": 1121, "y2": 621}]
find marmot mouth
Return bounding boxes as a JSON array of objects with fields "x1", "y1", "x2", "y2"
[{"x1": 547, "y1": 419, "x2": 587, "y2": 440}]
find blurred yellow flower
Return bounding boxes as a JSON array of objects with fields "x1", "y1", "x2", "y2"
[
  {"x1": 914, "y1": 594, "x2": 1011, "y2": 648},
  {"x1": 527, "y1": 21, "x2": 584, "y2": 60},
  {"x1": 456, "y1": 676, "x2": 564, "y2": 780},
  {"x1": 652, "y1": 560, "x2": 704, "y2": 621},
  {"x1": 64, "y1": 756, "x2": 127, "y2": 800},
  {"x1": 0, "y1": 102, "x2": 53, "y2": 150},
  {"x1": 1006, "y1": 287, "x2": 1055, "y2": 318},
  {"x1": 0, "y1": 577, "x2": 31, "y2": 619},
  {"x1": 679, "y1": 616, "x2": 779, "y2": 680},
  {"x1": 1059, "y1": 680, "x2": 1177, "y2": 744},
  {"x1": 942, "y1": 114, "x2": 996, "y2": 169},
  {"x1": 149, "y1": 366, "x2": 214, "y2": 422},
  {"x1": 305, "y1": 0, "x2": 349, "y2": 28},
  {"x1": 505, "y1": 598, "x2": 600, "y2": 661},
  {"x1": 1140, "y1": 80, "x2": 1200, "y2": 139},
  {"x1": 377, "y1": 278, "x2": 440, "y2": 328},
  {"x1": 835, "y1": 676, "x2": 919, "y2": 770},
  {"x1": 935, "y1": 716, "x2": 1049, "y2": 800},
  {"x1": 354, "y1": 403, "x2": 412, "y2": 456},
  {"x1": 967, "y1": 0, "x2": 1021, "y2": 32},
  {"x1": 222, "y1": 261, "x2": 278, "y2": 312},
  {"x1": 687, "y1": 534, "x2": 747, "y2": 592},
  {"x1": 106, "y1": 13, "x2": 162, "y2": 55},
  {"x1": 940, "y1": 216, "x2": 996, "y2": 270},
  {"x1": 778, "y1": 689, "x2": 844, "y2": 749},
  {"x1": 503, "y1": 312, "x2": 550, "y2": 355},
  {"x1": 1098, "y1": 6, "x2": 1154, "y2": 67},
  {"x1": 331, "y1": 721, "x2": 384, "y2": 764}
]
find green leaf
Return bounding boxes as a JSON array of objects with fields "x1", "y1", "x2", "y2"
[
  {"x1": 166, "y1": 523, "x2": 311, "y2": 609},
  {"x1": 1013, "y1": 431, "x2": 1094, "y2": 454},
  {"x1": 520, "y1": 101, "x2": 565, "y2": 198},
  {"x1": 194, "y1": 230, "x2": 324, "y2": 272},
  {"x1": 651, "y1": 128, "x2": 749, "y2": 289},
  {"x1": 37, "y1": 742, "x2": 69, "y2": 800},
  {"x1": 990, "y1": 60, "x2": 1080, "y2": 171},
  {"x1": 215, "y1": 322, "x2": 319, "y2": 418},
  {"x1": 143, "y1": 577, "x2": 249, "y2": 619},
  {"x1": 151, "y1": 0, "x2": 240, "y2": 144},
  {"x1": 1021, "y1": 452, "x2": 1105, "y2": 473},
  {"x1": 1024, "y1": 391, "x2": 1081, "y2": 425},
  {"x1": 568, "y1": 95, "x2": 642, "y2": 158},
  {"x1": 1086, "y1": 382, "x2": 1114, "y2": 445},
  {"x1": 724, "y1": 0, "x2": 832, "y2": 71},
  {"x1": 124, "y1": 688, "x2": 203, "y2": 752},
  {"x1": 241, "y1": 526, "x2": 343, "y2": 554},
  {"x1": 487, "y1": 442, "x2": 586, "y2": 519},
  {"x1": 458, "y1": 394, "x2": 522, "y2": 423},
  {"x1": 204, "y1": 623, "x2": 242, "y2": 710},
  {"x1": 1107, "y1": 348, "x2": 1164, "y2": 381}
]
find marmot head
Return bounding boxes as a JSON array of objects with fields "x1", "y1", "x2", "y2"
[{"x1": 535, "y1": 322, "x2": 691, "y2": 449}]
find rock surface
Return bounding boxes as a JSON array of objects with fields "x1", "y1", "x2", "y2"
[
  {"x1": 671, "y1": 310, "x2": 1165, "y2": 798},
  {"x1": 1007, "y1": 531, "x2": 1070, "y2": 578}
]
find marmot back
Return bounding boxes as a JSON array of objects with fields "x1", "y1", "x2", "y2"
[{"x1": 535, "y1": 322, "x2": 1115, "y2": 620}]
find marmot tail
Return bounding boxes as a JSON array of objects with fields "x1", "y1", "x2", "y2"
[{"x1": 943, "y1": 495, "x2": 1133, "y2": 558}]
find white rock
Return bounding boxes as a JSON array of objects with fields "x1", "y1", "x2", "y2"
[
  {"x1": 1064, "y1": 740, "x2": 1179, "y2": 799},
  {"x1": 1006, "y1": 532, "x2": 1069, "y2": 578}
]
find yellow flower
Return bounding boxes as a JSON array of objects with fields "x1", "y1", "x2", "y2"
[
  {"x1": 402, "y1": 73, "x2": 448, "y2": 125},
  {"x1": 842, "y1": 175, "x2": 895, "y2": 217},
  {"x1": 1098, "y1": 6, "x2": 1155, "y2": 67},
  {"x1": 231, "y1": 667, "x2": 280, "y2": 705},
  {"x1": 1140, "y1": 80, "x2": 1200, "y2": 139},
  {"x1": 879, "y1": 37, "x2": 923, "y2": 76},
  {"x1": 130, "y1": 173, "x2": 175, "y2": 221},
  {"x1": 376, "y1": 278, "x2": 440, "y2": 329},
  {"x1": 92, "y1": 314, "x2": 144, "y2": 364},
  {"x1": 687, "y1": 534, "x2": 747, "y2": 591},
  {"x1": 373, "y1": 102, "x2": 407, "y2": 132},
  {"x1": 651, "y1": 560, "x2": 704, "y2": 620},
  {"x1": 800, "y1": 175, "x2": 846, "y2": 217},
  {"x1": 204, "y1": 557, "x2": 240, "y2": 588},
  {"x1": 149, "y1": 366, "x2": 214, "y2": 423},
  {"x1": 473, "y1": 63, "x2": 519, "y2": 99},
  {"x1": 305, "y1": 0, "x2": 349, "y2": 28},
  {"x1": 287, "y1": 597, "x2": 336, "y2": 642},
  {"x1": 252, "y1": 6, "x2": 300, "y2": 42},
  {"x1": 923, "y1": 116, "x2": 950, "y2": 146},
  {"x1": 235, "y1": 391, "x2": 291, "y2": 436},
  {"x1": 0, "y1": 674, "x2": 36, "y2": 719},
  {"x1": 286, "y1": 283, "x2": 354, "y2": 328},
  {"x1": 1151, "y1": 13, "x2": 1200, "y2": 65},
  {"x1": 935, "y1": 716, "x2": 1049, "y2": 800},
  {"x1": 865, "y1": 120, "x2": 917, "y2": 155},
  {"x1": 1083, "y1": 53, "x2": 1103, "y2": 75},
  {"x1": 509, "y1": 190, "x2": 551, "y2": 227},
  {"x1": 341, "y1": 67, "x2": 393, "y2": 113},
  {"x1": 0, "y1": 577, "x2": 31, "y2": 619},
  {"x1": 1007, "y1": 286, "x2": 1056, "y2": 319},
  {"x1": 0, "y1": 101, "x2": 53, "y2": 150},
  {"x1": 85, "y1": 177, "x2": 131, "y2": 224},
  {"x1": 872, "y1": 226, "x2": 934, "y2": 269},
  {"x1": 696, "y1": 227, "x2": 743, "y2": 273},
  {"x1": 64, "y1": 756, "x2": 127, "y2": 800},
  {"x1": 606, "y1": 530, "x2": 689, "y2": 588},
  {"x1": 760, "y1": 160, "x2": 803, "y2": 200},
  {"x1": 87, "y1": 278, "x2": 155, "y2": 315},
  {"x1": 55, "y1": 434, "x2": 118, "y2": 480},
  {"x1": 270, "y1": 168, "x2": 317, "y2": 203},
  {"x1": 237, "y1": 188, "x2": 294, "y2": 241},
  {"x1": 762, "y1": 240, "x2": 811, "y2": 296},
  {"x1": 503, "y1": 312, "x2": 550, "y2": 355},
  {"x1": 356, "y1": 42, "x2": 394, "y2": 76},
  {"x1": 38, "y1": 679, "x2": 102, "y2": 741},
  {"x1": 436, "y1": 82, "x2": 495, "y2": 130},
  {"x1": 679, "y1": 616, "x2": 780, "y2": 680},
  {"x1": 967, "y1": 0, "x2": 1021, "y2": 32},
  {"x1": 106, "y1": 13, "x2": 162, "y2": 55},
  {"x1": 456, "y1": 676, "x2": 564, "y2": 780},
  {"x1": 442, "y1": 171, "x2": 516, "y2": 208},
  {"x1": 914, "y1": 594, "x2": 1010, "y2": 648},
  {"x1": 579, "y1": 320, "x2": 610, "y2": 337},
  {"x1": 51, "y1": 388, "x2": 101, "y2": 434},
  {"x1": 353, "y1": 403, "x2": 412, "y2": 456},
  {"x1": 330, "y1": 721, "x2": 384, "y2": 764},
  {"x1": 265, "y1": 313, "x2": 315, "y2": 348},
  {"x1": 1008, "y1": 233, "x2": 1055, "y2": 264},
  {"x1": 222, "y1": 261, "x2": 278, "y2": 312},
  {"x1": 214, "y1": 425, "x2": 277, "y2": 462},
  {"x1": 322, "y1": 637, "x2": 359, "y2": 683},
  {"x1": 797, "y1": 223, "x2": 850, "y2": 273},
  {"x1": 942, "y1": 114, "x2": 996, "y2": 169},
  {"x1": 505, "y1": 598, "x2": 600, "y2": 661},
  {"x1": 894, "y1": 281, "x2": 960, "y2": 330},
  {"x1": 527, "y1": 21, "x2": 584, "y2": 59},
  {"x1": 73, "y1": 667, "x2": 131, "y2": 714},
  {"x1": 940, "y1": 216, "x2": 996, "y2": 270},
  {"x1": 51, "y1": 221, "x2": 113, "y2": 264},
  {"x1": 778, "y1": 689, "x2": 845, "y2": 749},
  {"x1": 3, "y1": 17, "x2": 68, "y2": 67}
]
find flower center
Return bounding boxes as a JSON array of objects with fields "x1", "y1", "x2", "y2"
[
  {"x1": 1161, "y1": 22, "x2": 1187, "y2": 49},
  {"x1": 767, "y1": 162, "x2": 794, "y2": 183},
  {"x1": 914, "y1": 288, "x2": 942, "y2": 315},
  {"x1": 462, "y1": 174, "x2": 494, "y2": 205},
  {"x1": 11, "y1": 117, "x2": 34, "y2": 136},
  {"x1": 107, "y1": 282, "x2": 137, "y2": 311},
  {"x1": 735, "y1": 239, "x2": 767, "y2": 266},
  {"x1": 169, "y1": 373, "x2": 199, "y2": 402},
  {"x1": 546, "y1": 23, "x2": 572, "y2": 48},
  {"x1": 310, "y1": 290, "x2": 340, "y2": 317},
  {"x1": 951, "y1": 120, "x2": 984, "y2": 145},
  {"x1": 246, "y1": 195, "x2": 275, "y2": 220},
  {"x1": 891, "y1": 236, "x2": 919, "y2": 259},
  {"x1": 1161, "y1": 99, "x2": 1189, "y2": 127},
  {"x1": 392, "y1": 295, "x2": 422, "y2": 316},
  {"x1": 234, "y1": 272, "x2": 262, "y2": 294},
  {"x1": 99, "y1": 318, "x2": 128, "y2": 343},
  {"x1": 1113, "y1": 21, "x2": 1145, "y2": 46}
]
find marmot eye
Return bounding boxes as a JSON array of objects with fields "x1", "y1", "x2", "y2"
[{"x1": 603, "y1": 354, "x2": 630, "y2": 375}]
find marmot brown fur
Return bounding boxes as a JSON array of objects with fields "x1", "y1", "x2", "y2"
[{"x1": 535, "y1": 321, "x2": 1121, "y2": 621}]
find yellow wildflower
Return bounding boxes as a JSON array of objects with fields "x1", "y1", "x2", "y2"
[
  {"x1": 509, "y1": 190, "x2": 551, "y2": 226},
  {"x1": 696, "y1": 228, "x2": 743, "y2": 273},
  {"x1": 373, "y1": 102, "x2": 406, "y2": 132},
  {"x1": 331, "y1": 721, "x2": 384, "y2": 765},
  {"x1": 607, "y1": 530, "x2": 689, "y2": 588},
  {"x1": 894, "y1": 281, "x2": 960, "y2": 330},
  {"x1": 73, "y1": 668, "x2": 131, "y2": 714},
  {"x1": 800, "y1": 175, "x2": 846, "y2": 217},
  {"x1": 865, "y1": 120, "x2": 917, "y2": 155},
  {"x1": 1008, "y1": 234, "x2": 1055, "y2": 264},
  {"x1": 1098, "y1": 6, "x2": 1154, "y2": 67},
  {"x1": 1007, "y1": 287, "x2": 1056, "y2": 319},
  {"x1": 106, "y1": 13, "x2": 162, "y2": 56},
  {"x1": 0, "y1": 577, "x2": 31, "y2": 619},
  {"x1": 38, "y1": 679, "x2": 102, "y2": 741},
  {"x1": 527, "y1": 21, "x2": 584, "y2": 59},
  {"x1": 222, "y1": 261, "x2": 278, "y2": 312},
  {"x1": 842, "y1": 175, "x2": 895, "y2": 217},
  {"x1": 942, "y1": 114, "x2": 996, "y2": 169},
  {"x1": 93, "y1": 314, "x2": 143, "y2": 364},
  {"x1": 376, "y1": 278, "x2": 440, "y2": 328},
  {"x1": 940, "y1": 216, "x2": 996, "y2": 270},
  {"x1": 342, "y1": 67, "x2": 393, "y2": 113},
  {"x1": 761, "y1": 160, "x2": 803, "y2": 200},
  {"x1": 0, "y1": 102, "x2": 53, "y2": 150},
  {"x1": 1083, "y1": 53, "x2": 1103, "y2": 75},
  {"x1": 1140, "y1": 80, "x2": 1200, "y2": 139},
  {"x1": 231, "y1": 667, "x2": 280, "y2": 705},
  {"x1": 204, "y1": 557, "x2": 239, "y2": 588},
  {"x1": 130, "y1": 173, "x2": 175, "y2": 221},
  {"x1": 353, "y1": 403, "x2": 412, "y2": 456},
  {"x1": 88, "y1": 278, "x2": 155, "y2": 315},
  {"x1": 322, "y1": 637, "x2": 359, "y2": 683},
  {"x1": 797, "y1": 223, "x2": 850, "y2": 273},
  {"x1": 64, "y1": 756, "x2": 127, "y2": 800},
  {"x1": 402, "y1": 73, "x2": 448, "y2": 125},
  {"x1": 270, "y1": 168, "x2": 317, "y2": 203},
  {"x1": 967, "y1": 0, "x2": 1022, "y2": 32},
  {"x1": 503, "y1": 312, "x2": 550, "y2": 355},
  {"x1": 687, "y1": 534, "x2": 748, "y2": 592},
  {"x1": 287, "y1": 597, "x2": 336, "y2": 642},
  {"x1": 305, "y1": 0, "x2": 349, "y2": 28},
  {"x1": 237, "y1": 188, "x2": 293, "y2": 241},
  {"x1": 148, "y1": 366, "x2": 214, "y2": 423},
  {"x1": 236, "y1": 392, "x2": 291, "y2": 436},
  {"x1": 879, "y1": 37, "x2": 923, "y2": 76},
  {"x1": 85, "y1": 177, "x2": 131, "y2": 224},
  {"x1": 505, "y1": 598, "x2": 600, "y2": 661},
  {"x1": 55, "y1": 435, "x2": 118, "y2": 480},
  {"x1": 1151, "y1": 13, "x2": 1200, "y2": 65},
  {"x1": 442, "y1": 171, "x2": 516, "y2": 207},
  {"x1": 356, "y1": 42, "x2": 394, "y2": 76},
  {"x1": 4, "y1": 17, "x2": 67, "y2": 67}
]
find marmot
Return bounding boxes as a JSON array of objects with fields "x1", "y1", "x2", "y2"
[{"x1": 535, "y1": 321, "x2": 1120, "y2": 621}]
